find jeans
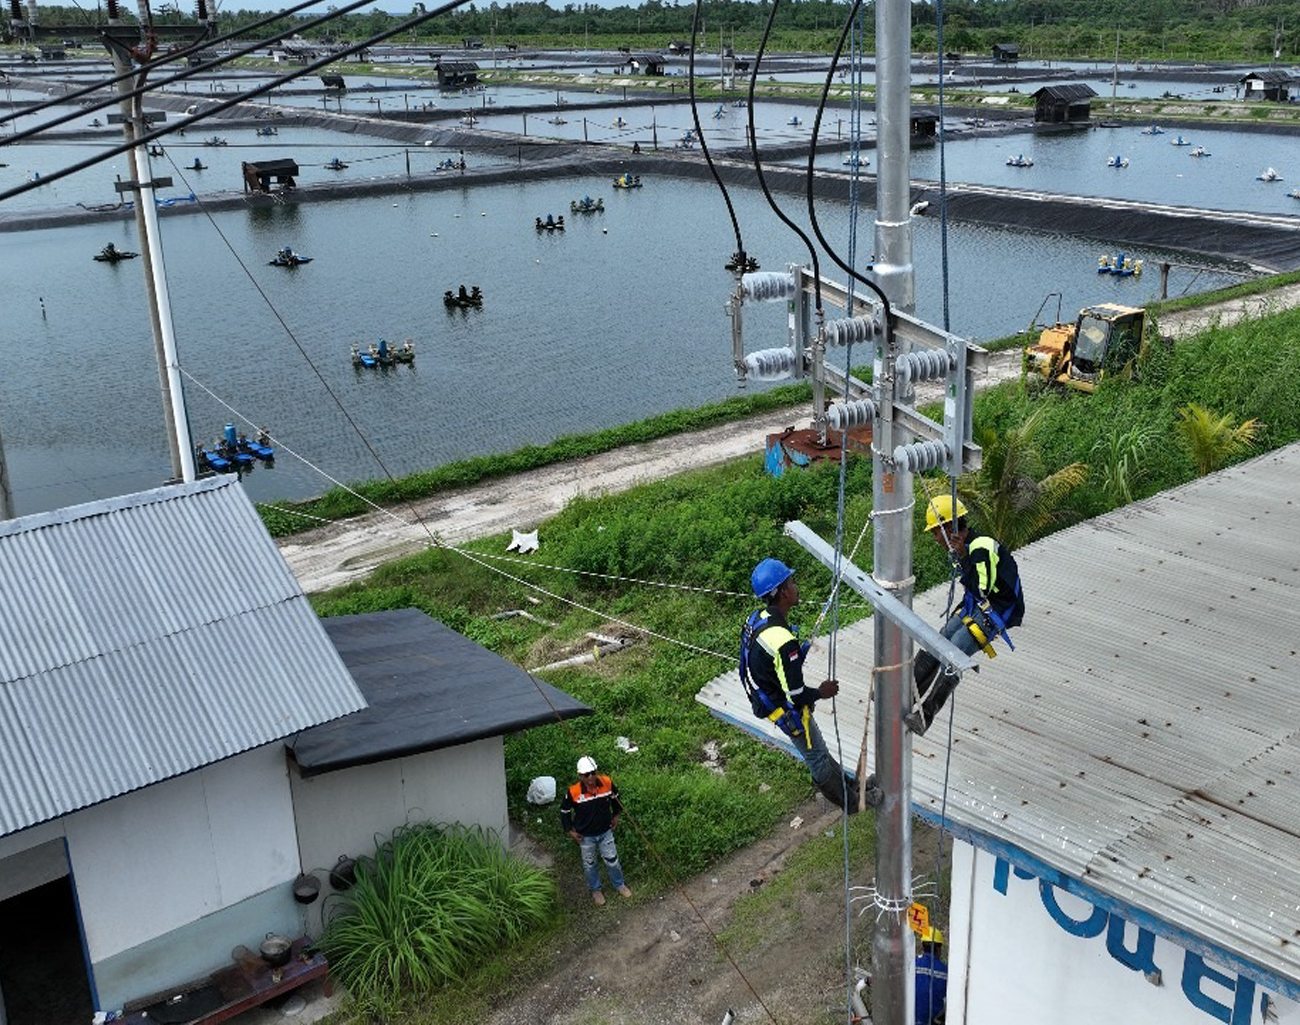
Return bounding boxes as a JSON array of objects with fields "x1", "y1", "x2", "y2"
[
  {"x1": 791, "y1": 714, "x2": 856, "y2": 809},
  {"x1": 915, "y1": 606, "x2": 1003, "y2": 723},
  {"x1": 579, "y1": 829, "x2": 626, "y2": 892}
]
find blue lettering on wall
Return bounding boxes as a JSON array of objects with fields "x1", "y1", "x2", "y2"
[
  {"x1": 1181, "y1": 953, "x2": 1256, "y2": 1025},
  {"x1": 1106, "y1": 916, "x2": 1159, "y2": 975},
  {"x1": 1039, "y1": 881, "x2": 1108, "y2": 938},
  {"x1": 991, "y1": 858, "x2": 1265, "y2": 1025}
]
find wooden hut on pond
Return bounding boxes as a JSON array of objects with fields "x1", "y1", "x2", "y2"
[
  {"x1": 242, "y1": 159, "x2": 299, "y2": 194},
  {"x1": 992, "y1": 43, "x2": 1019, "y2": 63},
  {"x1": 1032, "y1": 83, "x2": 1097, "y2": 124},
  {"x1": 436, "y1": 61, "x2": 479, "y2": 88},
  {"x1": 1240, "y1": 70, "x2": 1293, "y2": 102}
]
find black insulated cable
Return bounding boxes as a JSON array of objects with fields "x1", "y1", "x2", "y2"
[
  {"x1": 806, "y1": 0, "x2": 892, "y2": 323},
  {"x1": 0, "y1": 0, "x2": 470, "y2": 202},
  {"x1": 0, "y1": 0, "x2": 325, "y2": 130},
  {"x1": 746, "y1": 0, "x2": 822, "y2": 313},
  {"x1": 686, "y1": 0, "x2": 753, "y2": 274},
  {"x1": 1, "y1": 0, "x2": 376, "y2": 142}
]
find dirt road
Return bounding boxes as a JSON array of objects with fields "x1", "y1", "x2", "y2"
[{"x1": 278, "y1": 286, "x2": 1298, "y2": 595}]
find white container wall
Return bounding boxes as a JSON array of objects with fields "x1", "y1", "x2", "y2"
[
  {"x1": 290, "y1": 737, "x2": 509, "y2": 883},
  {"x1": 947, "y1": 841, "x2": 1300, "y2": 1025}
]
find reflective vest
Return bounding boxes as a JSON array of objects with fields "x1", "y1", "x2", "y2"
[{"x1": 739, "y1": 610, "x2": 812, "y2": 741}]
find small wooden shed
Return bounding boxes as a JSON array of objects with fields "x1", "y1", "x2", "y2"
[
  {"x1": 911, "y1": 109, "x2": 939, "y2": 138},
  {"x1": 992, "y1": 43, "x2": 1019, "y2": 63},
  {"x1": 628, "y1": 52, "x2": 666, "y2": 76},
  {"x1": 436, "y1": 61, "x2": 479, "y2": 88},
  {"x1": 1240, "y1": 70, "x2": 1293, "y2": 102},
  {"x1": 1032, "y1": 83, "x2": 1097, "y2": 124},
  {"x1": 242, "y1": 159, "x2": 300, "y2": 193}
]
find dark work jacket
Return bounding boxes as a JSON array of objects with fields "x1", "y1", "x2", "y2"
[
  {"x1": 559, "y1": 775, "x2": 623, "y2": 837},
  {"x1": 745, "y1": 607, "x2": 818, "y2": 713},
  {"x1": 960, "y1": 533, "x2": 1024, "y2": 628}
]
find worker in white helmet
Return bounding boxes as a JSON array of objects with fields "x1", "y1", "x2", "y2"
[{"x1": 560, "y1": 756, "x2": 632, "y2": 906}]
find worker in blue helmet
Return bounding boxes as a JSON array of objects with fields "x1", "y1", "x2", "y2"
[{"x1": 740, "y1": 559, "x2": 878, "y2": 810}]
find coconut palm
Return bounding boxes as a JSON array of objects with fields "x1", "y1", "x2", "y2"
[
  {"x1": 1176, "y1": 403, "x2": 1262, "y2": 476},
  {"x1": 957, "y1": 406, "x2": 1087, "y2": 550}
]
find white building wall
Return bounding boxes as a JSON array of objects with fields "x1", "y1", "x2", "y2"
[
  {"x1": 947, "y1": 840, "x2": 1300, "y2": 1025},
  {"x1": 65, "y1": 743, "x2": 299, "y2": 962},
  {"x1": 290, "y1": 738, "x2": 508, "y2": 879}
]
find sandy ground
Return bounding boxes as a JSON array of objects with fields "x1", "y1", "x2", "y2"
[{"x1": 277, "y1": 282, "x2": 1286, "y2": 595}]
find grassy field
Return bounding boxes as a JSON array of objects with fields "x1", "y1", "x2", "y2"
[{"x1": 308, "y1": 296, "x2": 1300, "y2": 1019}]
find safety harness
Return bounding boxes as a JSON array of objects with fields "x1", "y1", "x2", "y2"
[
  {"x1": 955, "y1": 537, "x2": 1021, "y2": 658},
  {"x1": 739, "y1": 610, "x2": 812, "y2": 741}
]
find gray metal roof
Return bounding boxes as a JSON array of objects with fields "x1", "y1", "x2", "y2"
[
  {"x1": 291, "y1": 608, "x2": 592, "y2": 776},
  {"x1": 0, "y1": 477, "x2": 366, "y2": 838},
  {"x1": 697, "y1": 443, "x2": 1300, "y2": 996},
  {"x1": 1241, "y1": 70, "x2": 1293, "y2": 84},
  {"x1": 1033, "y1": 83, "x2": 1099, "y2": 102}
]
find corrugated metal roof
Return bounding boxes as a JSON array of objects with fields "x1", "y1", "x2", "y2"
[
  {"x1": 1033, "y1": 83, "x2": 1099, "y2": 102},
  {"x1": 697, "y1": 443, "x2": 1300, "y2": 993},
  {"x1": 0, "y1": 477, "x2": 366, "y2": 838}
]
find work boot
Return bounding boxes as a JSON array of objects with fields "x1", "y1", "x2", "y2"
[
  {"x1": 861, "y1": 774, "x2": 884, "y2": 809},
  {"x1": 592, "y1": 889, "x2": 605, "y2": 906},
  {"x1": 617, "y1": 884, "x2": 633, "y2": 899},
  {"x1": 903, "y1": 711, "x2": 930, "y2": 737}
]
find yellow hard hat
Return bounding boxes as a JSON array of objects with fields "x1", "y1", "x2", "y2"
[
  {"x1": 920, "y1": 926, "x2": 944, "y2": 946},
  {"x1": 924, "y1": 494, "x2": 967, "y2": 532}
]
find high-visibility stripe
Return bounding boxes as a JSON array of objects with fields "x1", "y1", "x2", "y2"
[
  {"x1": 569, "y1": 777, "x2": 614, "y2": 803},
  {"x1": 968, "y1": 536, "x2": 999, "y2": 595},
  {"x1": 756, "y1": 624, "x2": 798, "y2": 700}
]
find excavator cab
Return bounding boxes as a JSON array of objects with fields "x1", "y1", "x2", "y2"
[{"x1": 1024, "y1": 301, "x2": 1145, "y2": 393}]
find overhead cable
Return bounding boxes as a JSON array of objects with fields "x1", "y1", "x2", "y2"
[
  {"x1": 0, "y1": 0, "x2": 329, "y2": 135},
  {"x1": 0, "y1": 0, "x2": 472, "y2": 201}
]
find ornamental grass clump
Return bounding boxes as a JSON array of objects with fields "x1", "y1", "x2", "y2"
[{"x1": 321, "y1": 823, "x2": 556, "y2": 1009}]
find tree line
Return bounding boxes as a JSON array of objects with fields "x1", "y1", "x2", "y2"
[{"x1": 6, "y1": 0, "x2": 1297, "y2": 63}]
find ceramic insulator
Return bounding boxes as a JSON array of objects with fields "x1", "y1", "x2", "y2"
[
  {"x1": 824, "y1": 312, "x2": 882, "y2": 347},
  {"x1": 896, "y1": 349, "x2": 955, "y2": 386},
  {"x1": 741, "y1": 272, "x2": 797, "y2": 302},
  {"x1": 743, "y1": 347, "x2": 798, "y2": 381},
  {"x1": 826, "y1": 399, "x2": 876, "y2": 430},
  {"x1": 893, "y1": 439, "x2": 949, "y2": 473}
]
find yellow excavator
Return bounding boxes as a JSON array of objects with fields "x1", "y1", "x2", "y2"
[{"x1": 1023, "y1": 295, "x2": 1147, "y2": 393}]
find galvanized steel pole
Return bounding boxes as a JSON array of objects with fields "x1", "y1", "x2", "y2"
[
  {"x1": 872, "y1": 1, "x2": 916, "y2": 1023},
  {"x1": 873, "y1": 0, "x2": 915, "y2": 313}
]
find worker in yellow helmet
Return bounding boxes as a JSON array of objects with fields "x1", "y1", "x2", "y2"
[
  {"x1": 905, "y1": 494, "x2": 1024, "y2": 736},
  {"x1": 915, "y1": 925, "x2": 948, "y2": 1023}
]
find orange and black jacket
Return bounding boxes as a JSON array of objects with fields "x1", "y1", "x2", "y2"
[{"x1": 559, "y1": 774, "x2": 623, "y2": 837}]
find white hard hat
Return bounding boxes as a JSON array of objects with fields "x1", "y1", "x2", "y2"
[{"x1": 577, "y1": 755, "x2": 598, "y2": 775}]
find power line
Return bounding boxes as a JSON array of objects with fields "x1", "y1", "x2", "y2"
[{"x1": 0, "y1": 0, "x2": 478, "y2": 201}]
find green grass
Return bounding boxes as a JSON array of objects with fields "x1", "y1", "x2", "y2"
[
  {"x1": 257, "y1": 384, "x2": 815, "y2": 537},
  {"x1": 1146, "y1": 269, "x2": 1300, "y2": 318},
  {"x1": 305, "y1": 296, "x2": 1300, "y2": 1021},
  {"x1": 319, "y1": 823, "x2": 557, "y2": 1016}
]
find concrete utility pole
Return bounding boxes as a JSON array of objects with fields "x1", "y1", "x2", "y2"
[
  {"x1": 0, "y1": 412, "x2": 15, "y2": 520},
  {"x1": 104, "y1": 2, "x2": 197, "y2": 483}
]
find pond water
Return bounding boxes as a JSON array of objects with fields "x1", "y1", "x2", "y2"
[{"x1": 1, "y1": 175, "x2": 1240, "y2": 515}]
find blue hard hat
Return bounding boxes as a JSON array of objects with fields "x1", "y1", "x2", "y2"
[{"x1": 751, "y1": 558, "x2": 795, "y2": 599}]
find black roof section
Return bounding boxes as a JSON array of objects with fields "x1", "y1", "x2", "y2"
[
  {"x1": 1241, "y1": 70, "x2": 1293, "y2": 84},
  {"x1": 437, "y1": 61, "x2": 480, "y2": 72},
  {"x1": 289, "y1": 608, "x2": 592, "y2": 777},
  {"x1": 1033, "y1": 83, "x2": 1099, "y2": 101}
]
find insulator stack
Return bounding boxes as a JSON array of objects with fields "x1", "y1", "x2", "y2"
[
  {"x1": 893, "y1": 439, "x2": 949, "y2": 472},
  {"x1": 10, "y1": 0, "x2": 23, "y2": 20},
  {"x1": 826, "y1": 399, "x2": 876, "y2": 430},
  {"x1": 195, "y1": 0, "x2": 208, "y2": 18},
  {"x1": 895, "y1": 349, "x2": 955, "y2": 386},
  {"x1": 743, "y1": 347, "x2": 798, "y2": 381},
  {"x1": 24, "y1": 0, "x2": 38, "y2": 22},
  {"x1": 823, "y1": 311, "x2": 882, "y2": 347},
  {"x1": 741, "y1": 271, "x2": 797, "y2": 302},
  {"x1": 105, "y1": 0, "x2": 119, "y2": 17}
]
